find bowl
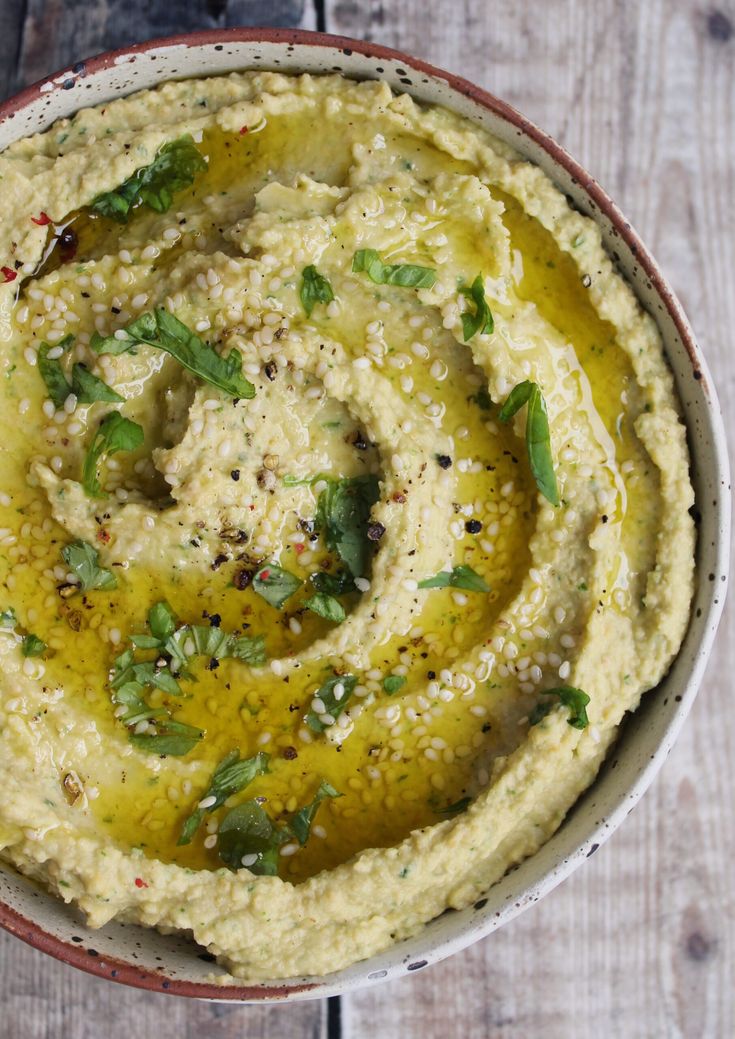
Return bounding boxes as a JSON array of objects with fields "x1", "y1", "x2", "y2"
[{"x1": 0, "y1": 28, "x2": 729, "y2": 1002}]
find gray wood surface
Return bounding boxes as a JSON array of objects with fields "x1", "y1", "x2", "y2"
[{"x1": 1, "y1": 1, "x2": 733, "y2": 1036}]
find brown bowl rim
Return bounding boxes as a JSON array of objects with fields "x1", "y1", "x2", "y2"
[{"x1": 0, "y1": 25, "x2": 708, "y2": 1000}]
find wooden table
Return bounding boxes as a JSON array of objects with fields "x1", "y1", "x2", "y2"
[{"x1": 0, "y1": 2, "x2": 732, "y2": 1035}]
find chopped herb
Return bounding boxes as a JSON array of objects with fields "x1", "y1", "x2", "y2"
[
  {"x1": 300, "y1": 265, "x2": 334, "y2": 317},
  {"x1": 39, "y1": 338, "x2": 123, "y2": 407},
  {"x1": 22, "y1": 634, "x2": 47, "y2": 657},
  {"x1": 148, "y1": 600, "x2": 177, "y2": 642},
  {"x1": 306, "y1": 673, "x2": 357, "y2": 732},
  {"x1": 418, "y1": 565, "x2": 489, "y2": 592},
  {"x1": 529, "y1": 686, "x2": 590, "y2": 730},
  {"x1": 178, "y1": 749, "x2": 269, "y2": 845},
  {"x1": 253, "y1": 564, "x2": 302, "y2": 610},
  {"x1": 0, "y1": 607, "x2": 17, "y2": 628},
  {"x1": 460, "y1": 274, "x2": 494, "y2": 340},
  {"x1": 38, "y1": 338, "x2": 74, "y2": 408},
  {"x1": 469, "y1": 387, "x2": 492, "y2": 411},
  {"x1": 165, "y1": 625, "x2": 266, "y2": 669},
  {"x1": 436, "y1": 796, "x2": 471, "y2": 815},
  {"x1": 352, "y1": 249, "x2": 436, "y2": 288},
  {"x1": 61, "y1": 539, "x2": 117, "y2": 591},
  {"x1": 310, "y1": 569, "x2": 355, "y2": 596},
  {"x1": 71, "y1": 363, "x2": 124, "y2": 403},
  {"x1": 90, "y1": 135, "x2": 207, "y2": 223},
  {"x1": 289, "y1": 780, "x2": 341, "y2": 845},
  {"x1": 304, "y1": 593, "x2": 346, "y2": 623},
  {"x1": 91, "y1": 308, "x2": 255, "y2": 399},
  {"x1": 315, "y1": 474, "x2": 381, "y2": 578},
  {"x1": 129, "y1": 719, "x2": 204, "y2": 757},
  {"x1": 82, "y1": 411, "x2": 144, "y2": 497},
  {"x1": 217, "y1": 801, "x2": 290, "y2": 876},
  {"x1": 383, "y1": 674, "x2": 406, "y2": 695},
  {"x1": 498, "y1": 381, "x2": 559, "y2": 506}
]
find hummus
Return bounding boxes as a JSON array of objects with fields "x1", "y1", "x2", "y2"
[{"x1": 0, "y1": 72, "x2": 695, "y2": 980}]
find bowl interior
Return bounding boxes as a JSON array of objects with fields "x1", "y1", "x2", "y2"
[{"x1": 0, "y1": 30, "x2": 729, "y2": 1002}]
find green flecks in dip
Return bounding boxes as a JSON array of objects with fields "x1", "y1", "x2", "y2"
[{"x1": 0, "y1": 72, "x2": 694, "y2": 980}]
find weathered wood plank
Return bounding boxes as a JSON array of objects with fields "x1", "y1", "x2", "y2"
[
  {"x1": 11, "y1": 0, "x2": 316, "y2": 93},
  {"x1": 0, "y1": 0, "x2": 25, "y2": 101},
  {"x1": 326, "y1": 0, "x2": 735, "y2": 1035},
  {"x1": 0, "y1": 929, "x2": 327, "y2": 1039}
]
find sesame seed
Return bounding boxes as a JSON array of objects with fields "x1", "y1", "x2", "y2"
[{"x1": 198, "y1": 795, "x2": 217, "y2": 810}]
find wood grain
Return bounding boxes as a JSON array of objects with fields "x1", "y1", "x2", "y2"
[{"x1": 0, "y1": 1, "x2": 733, "y2": 1036}]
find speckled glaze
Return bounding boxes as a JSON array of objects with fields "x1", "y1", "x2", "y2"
[{"x1": 0, "y1": 28, "x2": 729, "y2": 1003}]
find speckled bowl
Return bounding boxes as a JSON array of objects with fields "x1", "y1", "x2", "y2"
[{"x1": 0, "y1": 29, "x2": 729, "y2": 1002}]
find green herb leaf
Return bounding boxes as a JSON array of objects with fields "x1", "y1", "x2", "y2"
[
  {"x1": 82, "y1": 411, "x2": 144, "y2": 497},
  {"x1": 129, "y1": 719, "x2": 204, "y2": 757},
  {"x1": 111, "y1": 679, "x2": 167, "y2": 727},
  {"x1": 306, "y1": 673, "x2": 357, "y2": 733},
  {"x1": 436, "y1": 796, "x2": 472, "y2": 815},
  {"x1": 92, "y1": 308, "x2": 255, "y2": 399},
  {"x1": 62, "y1": 539, "x2": 117, "y2": 591},
  {"x1": 310, "y1": 569, "x2": 355, "y2": 596},
  {"x1": 111, "y1": 655, "x2": 182, "y2": 697},
  {"x1": 352, "y1": 248, "x2": 436, "y2": 288},
  {"x1": 469, "y1": 387, "x2": 492, "y2": 411},
  {"x1": 529, "y1": 686, "x2": 590, "y2": 730},
  {"x1": 71, "y1": 363, "x2": 124, "y2": 404},
  {"x1": 0, "y1": 607, "x2": 17, "y2": 628},
  {"x1": 304, "y1": 593, "x2": 346, "y2": 623},
  {"x1": 22, "y1": 634, "x2": 47, "y2": 657},
  {"x1": 165, "y1": 625, "x2": 266, "y2": 669},
  {"x1": 460, "y1": 274, "x2": 494, "y2": 340},
  {"x1": 418, "y1": 565, "x2": 490, "y2": 592},
  {"x1": 252, "y1": 564, "x2": 302, "y2": 610},
  {"x1": 178, "y1": 749, "x2": 269, "y2": 845},
  {"x1": 148, "y1": 601, "x2": 177, "y2": 642},
  {"x1": 315, "y1": 475, "x2": 380, "y2": 578},
  {"x1": 300, "y1": 265, "x2": 334, "y2": 317},
  {"x1": 218, "y1": 800, "x2": 289, "y2": 876},
  {"x1": 289, "y1": 779, "x2": 341, "y2": 845},
  {"x1": 498, "y1": 381, "x2": 559, "y2": 506},
  {"x1": 38, "y1": 342, "x2": 72, "y2": 407},
  {"x1": 382, "y1": 674, "x2": 406, "y2": 695},
  {"x1": 90, "y1": 135, "x2": 207, "y2": 223}
]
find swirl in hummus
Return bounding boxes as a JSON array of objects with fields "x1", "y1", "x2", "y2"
[{"x1": 0, "y1": 72, "x2": 694, "y2": 981}]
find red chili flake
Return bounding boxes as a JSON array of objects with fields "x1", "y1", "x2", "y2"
[
  {"x1": 31, "y1": 212, "x2": 52, "y2": 226},
  {"x1": 260, "y1": 569, "x2": 271, "y2": 580},
  {"x1": 239, "y1": 125, "x2": 249, "y2": 135},
  {"x1": 96, "y1": 528, "x2": 111, "y2": 544},
  {"x1": 1, "y1": 266, "x2": 17, "y2": 283},
  {"x1": 134, "y1": 877, "x2": 148, "y2": 889},
  {"x1": 294, "y1": 543, "x2": 305, "y2": 555}
]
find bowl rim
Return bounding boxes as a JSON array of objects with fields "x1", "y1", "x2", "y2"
[{"x1": 0, "y1": 25, "x2": 729, "y2": 1002}]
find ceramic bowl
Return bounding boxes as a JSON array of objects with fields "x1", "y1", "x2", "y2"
[{"x1": 0, "y1": 28, "x2": 729, "y2": 1002}]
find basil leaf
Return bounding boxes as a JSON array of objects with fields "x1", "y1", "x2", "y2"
[
  {"x1": 22, "y1": 634, "x2": 47, "y2": 657},
  {"x1": 315, "y1": 475, "x2": 380, "y2": 578},
  {"x1": 218, "y1": 801, "x2": 288, "y2": 876},
  {"x1": 498, "y1": 381, "x2": 559, "y2": 507},
  {"x1": 418, "y1": 565, "x2": 489, "y2": 592},
  {"x1": 306, "y1": 673, "x2": 357, "y2": 733},
  {"x1": 92, "y1": 308, "x2": 255, "y2": 399},
  {"x1": 352, "y1": 249, "x2": 436, "y2": 288},
  {"x1": 436, "y1": 796, "x2": 472, "y2": 815},
  {"x1": 90, "y1": 135, "x2": 207, "y2": 223},
  {"x1": 82, "y1": 411, "x2": 144, "y2": 497},
  {"x1": 71, "y1": 363, "x2": 124, "y2": 404},
  {"x1": 38, "y1": 342, "x2": 72, "y2": 407},
  {"x1": 148, "y1": 600, "x2": 177, "y2": 642},
  {"x1": 530, "y1": 686, "x2": 590, "y2": 730},
  {"x1": 300, "y1": 265, "x2": 334, "y2": 317},
  {"x1": 178, "y1": 749, "x2": 269, "y2": 846},
  {"x1": 0, "y1": 607, "x2": 17, "y2": 628},
  {"x1": 310, "y1": 569, "x2": 355, "y2": 596},
  {"x1": 304, "y1": 593, "x2": 346, "y2": 623},
  {"x1": 62, "y1": 539, "x2": 117, "y2": 591},
  {"x1": 289, "y1": 779, "x2": 340, "y2": 845},
  {"x1": 129, "y1": 719, "x2": 203, "y2": 757},
  {"x1": 253, "y1": 564, "x2": 302, "y2": 610},
  {"x1": 383, "y1": 674, "x2": 406, "y2": 695},
  {"x1": 460, "y1": 274, "x2": 494, "y2": 340}
]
